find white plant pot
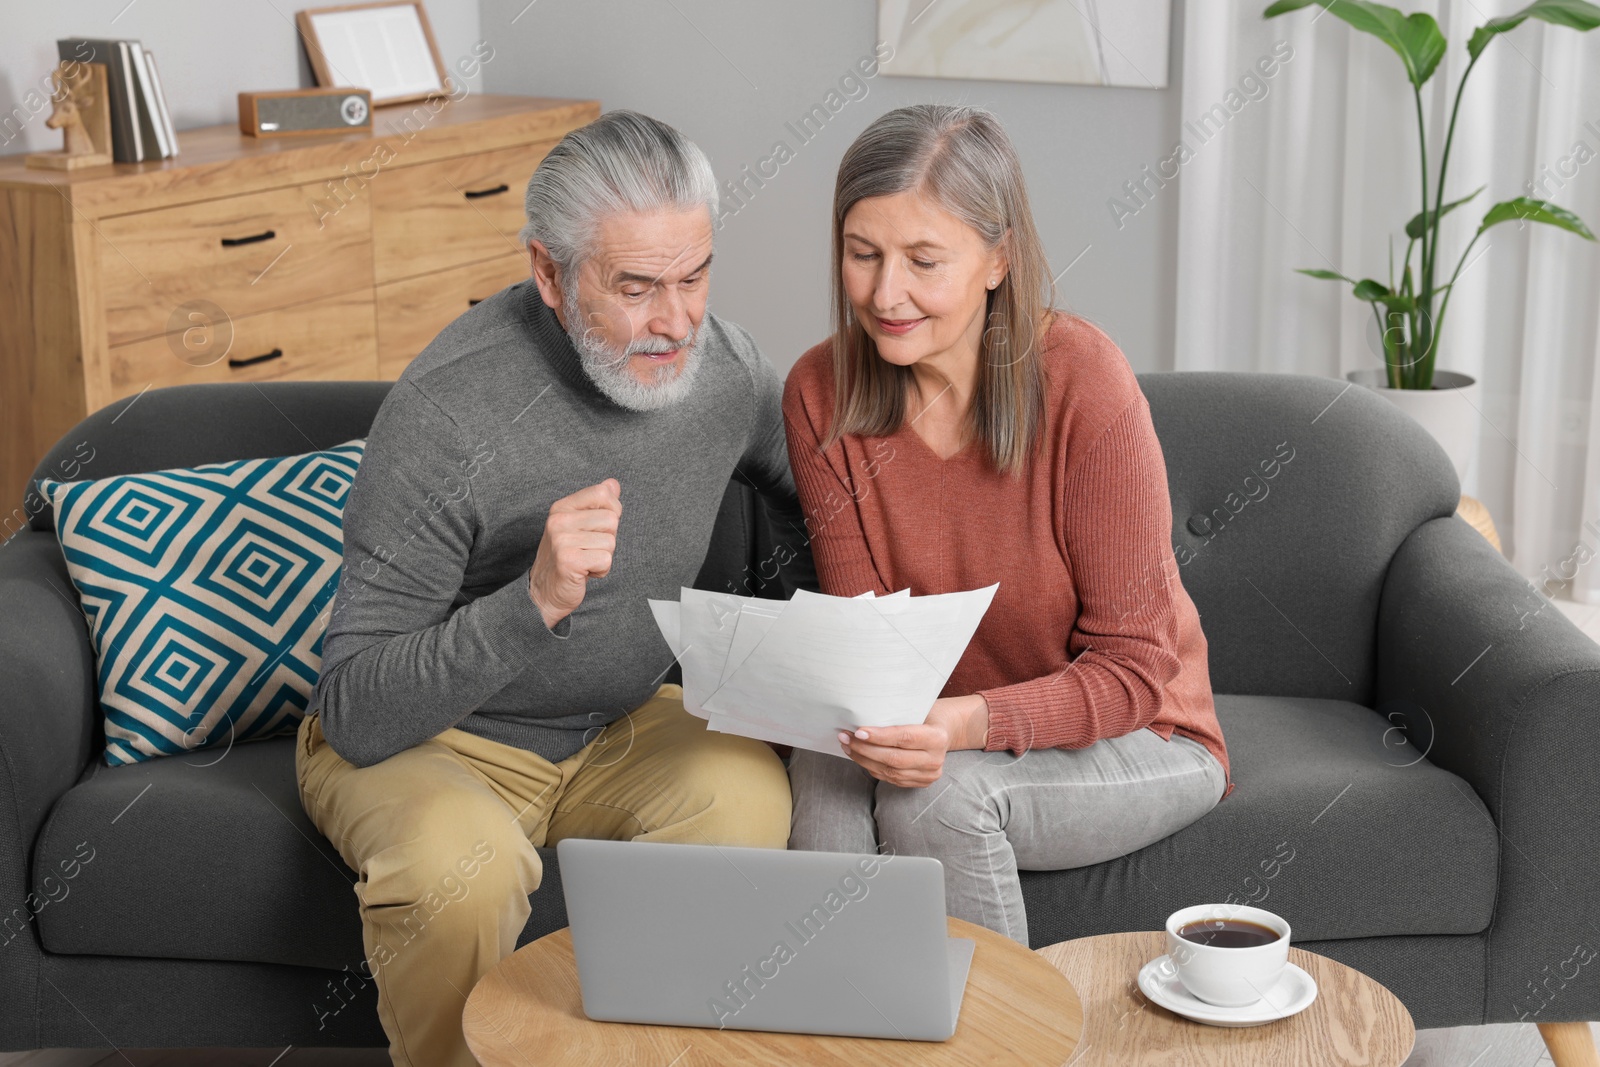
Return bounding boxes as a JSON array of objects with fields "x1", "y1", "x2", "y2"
[{"x1": 1346, "y1": 368, "x2": 1478, "y2": 483}]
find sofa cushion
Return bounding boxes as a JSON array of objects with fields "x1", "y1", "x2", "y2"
[
  {"x1": 31, "y1": 736, "x2": 365, "y2": 968},
  {"x1": 39, "y1": 440, "x2": 366, "y2": 764},
  {"x1": 1138, "y1": 373, "x2": 1460, "y2": 706},
  {"x1": 30, "y1": 724, "x2": 575, "y2": 969},
  {"x1": 1020, "y1": 694, "x2": 1500, "y2": 947},
  {"x1": 35, "y1": 692, "x2": 1497, "y2": 970},
  {"x1": 29, "y1": 729, "x2": 570, "y2": 970}
]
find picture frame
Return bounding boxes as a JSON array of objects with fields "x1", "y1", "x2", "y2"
[
  {"x1": 877, "y1": 0, "x2": 1172, "y2": 89},
  {"x1": 296, "y1": 0, "x2": 451, "y2": 106}
]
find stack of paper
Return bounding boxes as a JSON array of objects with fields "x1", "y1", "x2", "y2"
[{"x1": 648, "y1": 584, "x2": 998, "y2": 757}]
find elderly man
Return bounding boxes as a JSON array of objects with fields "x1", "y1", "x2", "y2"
[{"x1": 296, "y1": 109, "x2": 813, "y2": 1066}]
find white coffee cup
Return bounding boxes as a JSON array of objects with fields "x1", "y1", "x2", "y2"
[{"x1": 1163, "y1": 904, "x2": 1291, "y2": 1008}]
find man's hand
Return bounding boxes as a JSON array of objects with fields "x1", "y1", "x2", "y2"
[
  {"x1": 528, "y1": 478, "x2": 621, "y2": 629},
  {"x1": 838, "y1": 694, "x2": 990, "y2": 788}
]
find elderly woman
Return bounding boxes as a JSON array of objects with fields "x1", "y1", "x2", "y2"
[{"x1": 782, "y1": 104, "x2": 1233, "y2": 948}]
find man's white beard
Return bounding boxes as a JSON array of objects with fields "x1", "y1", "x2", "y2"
[{"x1": 562, "y1": 285, "x2": 704, "y2": 411}]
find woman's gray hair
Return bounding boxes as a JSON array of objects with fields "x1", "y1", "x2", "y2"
[
  {"x1": 519, "y1": 109, "x2": 719, "y2": 273},
  {"x1": 825, "y1": 103, "x2": 1054, "y2": 475}
]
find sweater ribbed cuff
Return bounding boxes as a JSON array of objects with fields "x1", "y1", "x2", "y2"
[
  {"x1": 473, "y1": 569, "x2": 572, "y2": 667},
  {"x1": 978, "y1": 678, "x2": 1096, "y2": 754}
]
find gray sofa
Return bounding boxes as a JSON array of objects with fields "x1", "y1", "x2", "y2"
[{"x1": 2, "y1": 373, "x2": 1597, "y2": 1051}]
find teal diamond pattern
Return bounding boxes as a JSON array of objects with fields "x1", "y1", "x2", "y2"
[{"x1": 41, "y1": 439, "x2": 365, "y2": 765}]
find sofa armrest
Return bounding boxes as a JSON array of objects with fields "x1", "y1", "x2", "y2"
[
  {"x1": 1377, "y1": 514, "x2": 1600, "y2": 1024},
  {"x1": 0, "y1": 528, "x2": 97, "y2": 1043},
  {"x1": 0, "y1": 528, "x2": 97, "y2": 837}
]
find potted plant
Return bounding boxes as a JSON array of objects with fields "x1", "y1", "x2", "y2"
[{"x1": 1264, "y1": 0, "x2": 1598, "y2": 479}]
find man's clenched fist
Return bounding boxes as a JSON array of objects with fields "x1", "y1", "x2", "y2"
[{"x1": 528, "y1": 478, "x2": 621, "y2": 629}]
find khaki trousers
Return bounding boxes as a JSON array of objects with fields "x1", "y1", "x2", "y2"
[{"x1": 294, "y1": 683, "x2": 792, "y2": 1067}]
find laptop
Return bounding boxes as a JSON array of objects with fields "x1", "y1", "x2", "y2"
[{"x1": 555, "y1": 838, "x2": 976, "y2": 1041}]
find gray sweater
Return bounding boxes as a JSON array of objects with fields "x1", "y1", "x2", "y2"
[{"x1": 312, "y1": 280, "x2": 815, "y2": 768}]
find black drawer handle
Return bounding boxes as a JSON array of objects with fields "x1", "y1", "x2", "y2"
[
  {"x1": 221, "y1": 229, "x2": 276, "y2": 247},
  {"x1": 463, "y1": 183, "x2": 509, "y2": 199},
  {"x1": 228, "y1": 347, "x2": 283, "y2": 368}
]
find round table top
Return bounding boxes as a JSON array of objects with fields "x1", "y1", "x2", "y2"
[
  {"x1": 1035, "y1": 931, "x2": 1416, "y2": 1066},
  {"x1": 1458, "y1": 494, "x2": 1502, "y2": 553},
  {"x1": 463, "y1": 916, "x2": 1082, "y2": 1066}
]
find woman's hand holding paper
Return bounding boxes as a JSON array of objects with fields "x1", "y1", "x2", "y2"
[{"x1": 839, "y1": 694, "x2": 990, "y2": 787}]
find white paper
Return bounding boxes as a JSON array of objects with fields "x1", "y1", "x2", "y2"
[
  {"x1": 650, "y1": 583, "x2": 997, "y2": 757},
  {"x1": 648, "y1": 598, "x2": 681, "y2": 655},
  {"x1": 706, "y1": 712, "x2": 834, "y2": 752}
]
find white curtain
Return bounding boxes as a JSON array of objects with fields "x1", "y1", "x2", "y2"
[{"x1": 1174, "y1": 0, "x2": 1600, "y2": 605}]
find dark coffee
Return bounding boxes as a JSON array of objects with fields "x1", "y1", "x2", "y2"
[{"x1": 1176, "y1": 918, "x2": 1281, "y2": 949}]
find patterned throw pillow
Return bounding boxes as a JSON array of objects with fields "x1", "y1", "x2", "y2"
[{"x1": 39, "y1": 440, "x2": 365, "y2": 765}]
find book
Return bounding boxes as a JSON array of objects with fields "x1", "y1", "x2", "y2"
[
  {"x1": 57, "y1": 38, "x2": 143, "y2": 161},
  {"x1": 125, "y1": 41, "x2": 168, "y2": 159},
  {"x1": 142, "y1": 50, "x2": 179, "y2": 156}
]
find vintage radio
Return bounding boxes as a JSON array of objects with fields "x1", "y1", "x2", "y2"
[{"x1": 238, "y1": 87, "x2": 373, "y2": 137}]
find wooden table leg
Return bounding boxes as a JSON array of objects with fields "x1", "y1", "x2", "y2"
[{"x1": 1539, "y1": 1022, "x2": 1600, "y2": 1067}]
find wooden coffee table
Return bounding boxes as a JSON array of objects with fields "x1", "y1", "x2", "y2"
[
  {"x1": 1036, "y1": 931, "x2": 1415, "y2": 1065},
  {"x1": 462, "y1": 916, "x2": 1082, "y2": 1065}
]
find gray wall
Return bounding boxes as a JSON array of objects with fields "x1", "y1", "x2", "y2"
[
  {"x1": 2, "y1": 0, "x2": 1183, "y2": 374},
  {"x1": 0, "y1": 0, "x2": 483, "y2": 155},
  {"x1": 478, "y1": 0, "x2": 1186, "y2": 374}
]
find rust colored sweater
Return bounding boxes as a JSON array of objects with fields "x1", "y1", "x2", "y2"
[{"x1": 782, "y1": 313, "x2": 1232, "y2": 797}]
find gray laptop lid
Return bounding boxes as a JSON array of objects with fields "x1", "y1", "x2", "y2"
[{"x1": 556, "y1": 839, "x2": 974, "y2": 1041}]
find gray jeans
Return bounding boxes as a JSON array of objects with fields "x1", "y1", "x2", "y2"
[{"x1": 786, "y1": 727, "x2": 1227, "y2": 948}]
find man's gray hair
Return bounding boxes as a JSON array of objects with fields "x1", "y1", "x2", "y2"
[{"x1": 519, "y1": 109, "x2": 719, "y2": 273}]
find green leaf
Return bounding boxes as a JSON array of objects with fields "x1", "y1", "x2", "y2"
[
  {"x1": 1296, "y1": 268, "x2": 1354, "y2": 281},
  {"x1": 1383, "y1": 293, "x2": 1417, "y2": 313},
  {"x1": 1405, "y1": 185, "x2": 1486, "y2": 239},
  {"x1": 1479, "y1": 197, "x2": 1597, "y2": 239},
  {"x1": 1353, "y1": 278, "x2": 1392, "y2": 301},
  {"x1": 1468, "y1": 0, "x2": 1600, "y2": 61},
  {"x1": 1264, "y1": 0, "x2": 1447, "y2": 87}
]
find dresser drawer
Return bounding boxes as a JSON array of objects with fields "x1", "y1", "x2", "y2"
[
  {"x1": 372, "y1": 142, "x2": 551, "y2": 284},
  {"x1": 97, "y1": 182, "x2": 373, "y2": 347},
  {"x1": 106, "y1": 289, "x2": 378, "y2": 400},
  {"x1": 375, "y1": 256, "x2": 531, "y2": 378}
]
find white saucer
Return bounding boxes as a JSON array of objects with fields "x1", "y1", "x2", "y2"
[{"x1": 1136, "y1": 954, "x2": 1318, "y2": 1028}]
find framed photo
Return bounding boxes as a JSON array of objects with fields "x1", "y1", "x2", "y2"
[{"x1": 296, "y1": 1, "x2": 451, "y2": 106}]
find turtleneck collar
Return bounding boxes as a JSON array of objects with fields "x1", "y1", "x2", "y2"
[{"x1": 517, "y1": 280, "x2": 611, "y2": 402}]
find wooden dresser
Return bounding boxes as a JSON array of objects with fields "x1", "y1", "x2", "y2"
[{"x1": 0, "y1": 93, "x2": 599, "y2": 516}]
